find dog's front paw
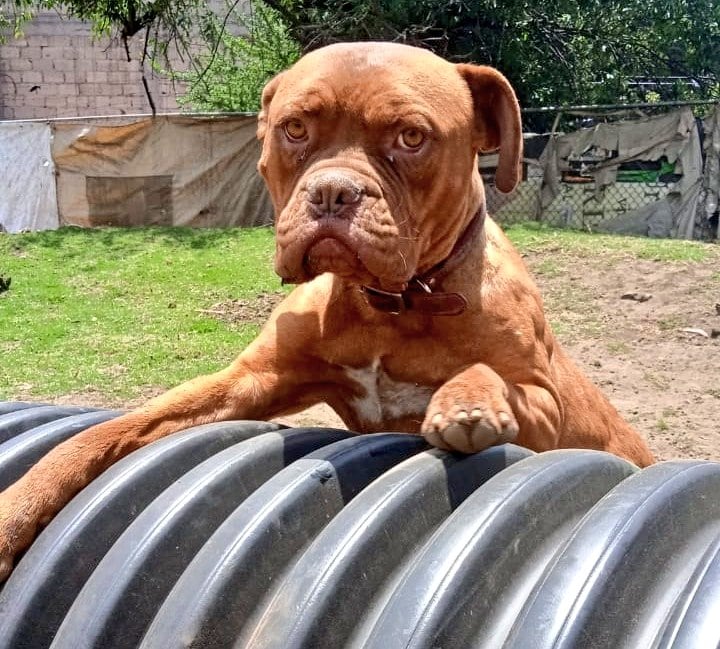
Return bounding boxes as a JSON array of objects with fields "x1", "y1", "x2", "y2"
[{"x1": 421, "y1": 365, "x2": 519, "y2": 453}]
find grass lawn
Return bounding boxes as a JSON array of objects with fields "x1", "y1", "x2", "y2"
[
  {"x1": 0, "y1": 223, "x2": 715, "y2": 405},
  {"x1": 0, "y1": 227, "x2": 282, "y2": 404}
]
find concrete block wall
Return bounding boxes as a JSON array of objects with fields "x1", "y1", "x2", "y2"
[{"x1": 0, "y1": 10, "x2": 186, "y2": 120}]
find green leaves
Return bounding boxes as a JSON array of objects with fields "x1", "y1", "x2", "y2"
[
  {"x1": 3, "y1": 0, "x2": 717, "y2": 122},
  {"x1": 173, "y1": 1, "x2": 300, "y2": 112},
  {"x1": 263, "y1": 0, "x2": 719, "y2": 126}
]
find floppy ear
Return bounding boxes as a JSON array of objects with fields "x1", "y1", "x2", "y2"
[
  {"x1": 257, "y1": 72, "x2": 285, "y2": 140},
  {"x1": 456, "y1": 64, "x2": 523, "y2": 193}
]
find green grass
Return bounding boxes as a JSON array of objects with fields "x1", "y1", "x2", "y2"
[
  {"x1": 657, "y1": 315, "x2": 687, "y2": 331},
  {"x1": 655, "y1": 407, "x2": 678, "y2": 432},
  {"x1": 0, "y1": 223, "x2": 716, "y2": 404},
  {"x1": 504, "y1": 222, "x2": 714, "y2": 262},
  {"x1": 606, "y1": 341, "x2": 631, "y2": 355},
  {"x1": 1, "y1": 227, "x2": 280, "y2": 403},
  {"x1": 530, "y1": 258, "x2": 562, "y2": 277}
]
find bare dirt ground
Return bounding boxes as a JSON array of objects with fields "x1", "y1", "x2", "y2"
[
  {"x1": 276, "y1": 248, "x2": 720, "y2": 462},
  {"x1": 532, "y1": 249, "x2": 720, "y2": 461},
  {"x1": 53, "y1": 246, "x2": 720, "y2": 462}
]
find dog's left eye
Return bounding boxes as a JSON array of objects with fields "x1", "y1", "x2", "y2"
[
  {"x1": 284, "y1": 119, "x2": 307, "y2": 141},
  {"x1": 397, "y1": 128, "x2": 425, "y2": 150}
]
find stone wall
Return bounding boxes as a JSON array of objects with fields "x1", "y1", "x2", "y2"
[{"x1": 0, "y1": 10, "x2": 185, "y2": 120}]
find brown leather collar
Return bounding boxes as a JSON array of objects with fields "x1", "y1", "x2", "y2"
[{"x1": 362, "y1": 207, "x2": 485, "y2": 316}]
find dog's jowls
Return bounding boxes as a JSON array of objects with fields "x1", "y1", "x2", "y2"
[{"x1": 0, "y1": 42, "x2": 654, "y2": 582}]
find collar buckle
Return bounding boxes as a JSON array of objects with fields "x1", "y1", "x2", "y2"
[
  {"x1": 361, "y1": 285, "x2": 408, "y2": 315},
  {"x1": 361, "y1": 205, "x2": 484, "y2": 317}
]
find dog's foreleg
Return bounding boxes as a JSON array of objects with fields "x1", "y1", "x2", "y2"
[
  {"x1": 421, "y1": 362, "x2": 561, "y2": 454},
  {"x1": 0, "y1": 358, "x2": 285, "y2": 582}
]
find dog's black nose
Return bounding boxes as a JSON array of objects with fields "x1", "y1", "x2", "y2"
[{"x1": 306, "y1": 172, "x2": 363, "y2": 218}]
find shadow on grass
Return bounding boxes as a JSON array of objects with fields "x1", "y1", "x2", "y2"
[{"x1": 9, "y1": 226, "x2": 276, "y2": 255}]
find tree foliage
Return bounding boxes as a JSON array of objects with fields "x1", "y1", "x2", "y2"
[
  {"x1": 172, "y1": 1, "x2": 300, "y2": 112},
  {"x1": 2, "y1": 0, "x2": 718, "y2": 119},
  {"x1": 2, "y1": 0, "x2": 207, "y2": 40},
  {"x1": 264, "y1": 0, "x2": 720, "y2": 109}
]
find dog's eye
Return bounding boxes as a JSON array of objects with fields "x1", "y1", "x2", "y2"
[
  {"x1": 284, "y1": 119, "x2": 307, "y2": 141},
  {"x1": 398, "y1": 128, "x2": 425, "y2": 150}
]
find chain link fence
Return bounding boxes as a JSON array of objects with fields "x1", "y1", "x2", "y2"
[
  {"x1": 481, "y1": 101, "x2": 719, "y2": 240},
  {"x1": 485, "y1": 161, "x2": 675, "y2": 229}
]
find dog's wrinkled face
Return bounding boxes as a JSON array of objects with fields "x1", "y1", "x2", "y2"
[{"x1": 257, "y1": 42, "x2": 522, "y2": 291}]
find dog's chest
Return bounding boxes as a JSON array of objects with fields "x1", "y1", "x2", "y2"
[{"x1": 342, "y1": 358, "x2": 434, "y2": 428}]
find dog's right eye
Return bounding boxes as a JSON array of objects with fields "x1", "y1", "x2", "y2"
[
  {"x1": 397, "y1": 127, "x2": 426, "y2": 150},
  {"x1": 284, "y1": 120, "x2": 307, "y2": 141}
]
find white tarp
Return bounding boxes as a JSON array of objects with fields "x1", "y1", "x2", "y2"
[
  {"x1": 542, "y1": 108, "x2": 697, "y2": 188},
  {"x1": 700, "y1": 105, "x2": 720, "y2": 239},
  {"x1": 538, "y1": 108, "x2": 704, "y2": 238},
  {"x1": 0, "y1": 121, "x2": 59, "y2": 232}
]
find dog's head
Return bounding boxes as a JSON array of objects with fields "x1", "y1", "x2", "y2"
[{"x1": 257, "y1": 42, "x2": 522, "y2": 291}]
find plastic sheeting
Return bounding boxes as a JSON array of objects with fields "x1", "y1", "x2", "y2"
[
  {"x1": 51, "y1": 115, "x2": 273, "y2": 228},
  {"x1": 1, "y1": 108, "x2": 719, "y2": 238},
  {"x1": 701, "y1": 106, "x2": 720, "y2": 239},
  {"x1": 538, "y1": 108, "x2": 704, "y2": 239},
  {"x1": 0, "y1": 122, "x2": 59, "y2": 232}
]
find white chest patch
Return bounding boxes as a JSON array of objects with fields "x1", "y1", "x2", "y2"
[{"x1": 343, "y1": 358, "x2": 434, "y2": 427}]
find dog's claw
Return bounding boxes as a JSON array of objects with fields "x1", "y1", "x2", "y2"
[{"x1": 420, "y1": 366, "x2": 519, "y2": 454}]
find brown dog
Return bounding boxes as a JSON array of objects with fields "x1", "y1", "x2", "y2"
[{"x1": 0, "y1": 42, "x2": 654, "y2": 581}]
